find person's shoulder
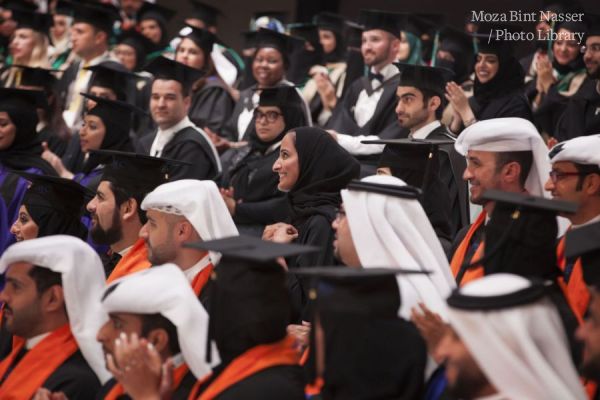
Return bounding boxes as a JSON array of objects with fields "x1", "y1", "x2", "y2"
[
  {"x1": 44, "y1": 350, "x2": 101, "y2": 396},
  {"x1": 217, "y1": 365, "x2": 305, "y2": 400}
]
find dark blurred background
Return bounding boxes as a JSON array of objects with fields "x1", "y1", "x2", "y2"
[{"x1": 163, "y1": 0, "x2": 600, "y2": 55}]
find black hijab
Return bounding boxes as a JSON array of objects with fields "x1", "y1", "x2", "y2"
[
  {"x1": 20, "y1": 173, "x2": 89, "y2": 240},
  {"x1": 288, "y1": 127, "x2": 360, "y2": 224},
  {"x1": 0, "y1": 95, "x2": 56, "y2": 175},
  {"x1": 473, "y1": 50, "x2": 525, "y2": 106}
]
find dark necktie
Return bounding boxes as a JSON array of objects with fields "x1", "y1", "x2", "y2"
[{"x1": 368, "y1": 71, "x2": 384, "y2": 82}]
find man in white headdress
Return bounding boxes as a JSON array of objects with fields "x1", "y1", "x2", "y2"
[
  {"x1": 139, "y1": 179, "x2": 238, "y2": 301},
  {"x1": 0, "y1": 236, "x2": 109, "y2": 399},
  {"x1": 437, "y1": 273, "x2": 587, "y2": 400},
  {"x1": 546, "y1": 135, "x2": 600, "y2": 320},
  {"x1": 450, "y1": 117, "x2": 551, "y2": 286},
  {"x1": 334, "y1": 174, "x2": 455, "y2": 319},
  {"x1": 96, "y1": 264, "x2": 218, "y2": 399}
]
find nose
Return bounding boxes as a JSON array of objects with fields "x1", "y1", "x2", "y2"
[
  {"x1": 9, "y1": 220, "x2": 18, "y2": 235},
  {"x1": 544, "y1": 176, "x2": 555, "y2": 192},
  {"x1": 86, "y1": 197, "x2": 97, "y2": 213},
  {"x1": 462, "y1": 167, "x2": 474, "y2": 181},
  {"x1": 139, "y1": 223, "x2": 148, "y2": 239},
  {"x1": 395, "y1": 100, "x2": 404, "y2": 115},
  {"x1": 331, "y1": 217, "x2": 339, "y2": 231},
  {"x1": 584, "y1": 50, "x2": 592, "y2": 63},
  {"x1": 272, "y1": 158, "x2": 282, "y2": 172},
  {"x1": 96, "y1": 320, "x2": 110, "y2": 343}
]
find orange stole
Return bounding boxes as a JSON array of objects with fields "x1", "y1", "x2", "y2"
[
  {"x1": 103, "y1": 362, "x2": 191, "y2": 400},
  {"x1": 191, "y1": 264, "x2": 214, "y2": 297},
  {"x1": 193, "y1": 335, "x2": 301, "y2": 400},
  {"x1": 0, "y1": 324, "x2": 78, "y2": 400},
  {"x1": 556, "y1": 235, "x2": 589, "y2": 321},
  {"x1": 106, "y1": 239, "x2": 152, "y2": 283},
  {"x1": 450, "y1": 212, "x2": 486, "y2": 286}
]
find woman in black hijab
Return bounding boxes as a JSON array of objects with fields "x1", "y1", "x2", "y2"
[
  {"x1": 265, "y1": 126, "x2": 360, "y2": 269},
  {"x1": 41, "y1": 94, "x2": 137, "y2": 191},
  {"x1": 221, "y1": 86, "x2": 308, "y2": 236},
  {"x1": 137, "y1": 2, "x2": 175, "y2": 61},
  {"x1": 10, "y1": 173, "x2": 89, "y2": 241},
  {"x1": 446, "y1": 24, "x2": 532, "y2": 133},
  {"x1": 0, "y1": 88, "x2": 57, "y2": 247}
]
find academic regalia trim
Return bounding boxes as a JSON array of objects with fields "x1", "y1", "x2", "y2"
[
  {"x1": 345, "y1": 180, "x2": 422, "y2": 200},
  {"x1": 481, "y1": 189, "x2": 578, "y2": 215}
]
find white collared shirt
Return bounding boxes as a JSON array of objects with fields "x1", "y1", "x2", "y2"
[
  {"x1": 26, "y1": 332, "x2": 51, "y2": 350},
  {"x1": 571, "y1": 214, "x2": 600, "y2": 230},
  {"x1": 182, "y1": 254, "x2": 212, "y2": 283},
  {"x1": 150, "y1": 117, "x2": 195, "y2": 157},
  {"x1": 118, "y1": 245, "x2": 133, "y2": 258},
  {"x1": 410, "y1": 120, "x2": 442, "y2": 139},
  {"x1": 353, "y1": 63, "x2": 398, "y2": 128}
]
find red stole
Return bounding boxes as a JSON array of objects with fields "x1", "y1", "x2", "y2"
[
  {"x1": 191, "y1": 263, "x2": 214, "y2": 297},
  {"x1": 556, "y1": 235, "x2": 589, "y2": 322},
  {"x1": 106, "y1": 239, "x2": 151, "y2": 283},
  {"x1": 450, "y1": 212, "x2": 486, "y2": 286},
  {"x1": 0, "y1": 324, "x2": 78, "y2": 400}
]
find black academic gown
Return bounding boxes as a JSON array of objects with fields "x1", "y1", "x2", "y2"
[
  {"x1": 554, "y1": 78, "x2": 600, "y2": 141},
  {"x1": 221, "y1": 145, "x2": 289, "y2": 236},
  {"x1": 215, "y1": 365, "x2": 305, "y2": 400},
  {"x1": 469, "y1": 90, "x2": 533, "y2": 122},
  {"x1": 41, "y1": 350, "x2": 101, "y2": 399},
  {"x1": 189, "y1": 78, "x2": 235, "y2": 133},
  {"x1": 326, "y1": 74, "x2": 403, "y2": 174},
  {"x1": 96, "y1": 372, "x2": 196, "y2": 400},
  {"x1": 137, "y1": 126, "x2": 219, "y2": 181},
  {"x1": 38, "y1": 126, "x2": 68, "y2": 158}
]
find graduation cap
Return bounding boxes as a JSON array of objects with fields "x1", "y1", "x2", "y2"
[
  {"x1": 447, "y1": 274, "x2": 550, "y2": 310},
  {"x1": 395, "y1": 63, "x2": 454, "y2": 97},
  {"x1": 143, "y1": 56, "x2": 204, "y2": 89},
  {"x1": 456, "y1": 189, "x2": 577, "y2": 284},
  {"x1": 256, "y1": 86, "x2": 304, "y2": 109},
  {"x1": 11, "y1": 10, "x2": 52, "y2": 35},
  {"x1": 345, "y1": 179, "x2": 423, "y2": 199},
  {"x1": 565, "y1": 222, "x2": 600, "y2": 287},
  {"x1": 415, "y1": 14, "x2": 445, "y2": 35},
  {"x1": 188, "y1": 0, "x2": 221, "y2": 27},
  {"x1": 313, "y1": 12, "x2": 345, "y2": 34},
  {"x1": 18, "y1": 171, "x2": 92, "y2": 215},
  {"x1": 241, "y1": 30, "x2": 258, "y2": 49},
  {"x1": 585, "y1": 13, "x2": 600, "y2": 39},
  {"x1": 254, "y1": 28, "x2": 305, "y2": 57},
  {"x1": 93, "y1": 150, "x2": 188, "y2": 191},
  {"x1": 287, "y1": 23, "x2": 321, "y2": 50},
  {"x1": 184, "y1": 235, "x2": 318, "y2": 362},
  {"x1": 437, "y1": 25, "x2": 475, "y2": 56},
  {"x1": 0, "y1": 0, "x2": 37, "y2": 12},
  {"x1": 70, "y1": 1, "x2": 118, "y2": 34},
  {"x1": 344, "y1": 20, "x2": 365, "y2": 48},
  {"x1": 472, "y1": 22, "x2": 522, "y2": 56},
  {"x1": 178, "y1": 25, "x2": 218, "y2": 57},
  {"x1": 0, "y1": 87, "x2": 47, "y2": 110},
  {"x1": 54, "y1": 0, "x2": 73, "y2": 16},
  {"x1": 85, "y1": 61, "x2": 135, "y2": 98},
  {"x1": 10, "y1": 65, "x2": 60, "y2": 90},
  {"x1": 359, "y1": 9, "x2": 401, "y2": 36},
  {"x1": 398, "y1": 13, "x2": 440, "y2": 38},
  {"x1": 138, "y1": 1, "x2": 176, "y2": 24}
]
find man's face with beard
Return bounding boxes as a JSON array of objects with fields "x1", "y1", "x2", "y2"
[
  {"x1": 395, "y1": 86, "x2": 436, "y2": 131},
  {"x1": 87, "y1": 181, "x2": 123, "y2": 245},
  {"x1": 577, "y1": 289, "x2": 600, "y2": 381},
  {"x1": 361, "y1": 29, "x2": 398, "y2": 69},
  {"x1": 138, "y1": 209, "x2": 179, "y2": 265},
  {"x1": 584, "y1": 36, "x2": 600, "y2": 80},
  {"x1": 437, "y1": 327, "x2": 496, "y2": 399}
]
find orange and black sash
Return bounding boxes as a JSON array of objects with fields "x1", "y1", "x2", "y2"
[
  {"x1": 106, "y1": 239, "x2": 152, "y2": 283},
  {"x1": 0, "y1": 324, "x2": 78, "y2": 399},
  {"x1": 190, "y1": 335, "x2": 301, "y2": 400},
  {"x1": 191, "y1": 264, "x2": 214, "y2": 297},
  {"x1": 450, "y1": 212, "x2": 486, "y2": 286},
  {"x1": 556, "y1": 235, "x2": 589, "y2": 322},
  {"x1": 104, "y1": 362, "x2": 191, "y2": 400}
]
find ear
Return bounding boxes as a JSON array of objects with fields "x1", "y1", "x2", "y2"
[
  {"x1": 94, "y1": 30, "x2": 108, "y2": 46},
  {"x1": 429, "y1": 96, "x2": 441, "y2": 113},
  {"x1": 502, "y1": 161, "x2": 522, "y2": 185},
  {"x1": 584, "y1": 173, "x2": 600, "y2": 196},
  {"x1": 42, "y1": 286, "x2": 65, "y2": 313},
  {"x1": 146, "y1": 328, "x2": 170, "y2": 355},
  {"x1": 121, "y1": 198, "x2": 139, "y2": 222},
  {"x1": 175, "y1": 220, "x2": 196, "y2": 243},
  {"x1": 183, "y1": 94, "x2": 192, "y2": 112}
]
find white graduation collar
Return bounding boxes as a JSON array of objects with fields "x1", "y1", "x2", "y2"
[
  {"x1": 571, "y1": 214, "x2": 600, "y2": 230},
  {"x1": 26, "y1": 332, "x2": 51, "y2": 350},
  {"x1": 157, "y1": 116, "x2": 195, "y2": 138},
  {"x1": 410, "y1": 120, "x2": 441, "y2": 139},
  {"x1": 182, "y1": 254, "x2": 212, "y2": 283}
]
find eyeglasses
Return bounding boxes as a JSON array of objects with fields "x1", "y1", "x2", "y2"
[
  {"x1": 549, "y1": 170, "x2": 588, "y2": 183},
  {"x1": 254, "y1": 110, "x2": 282, "y2": 123},
  {"x1": 580, "y1": 44, "x2": 600, "y2": 54}
]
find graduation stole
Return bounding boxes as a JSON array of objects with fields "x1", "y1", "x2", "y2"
[
  {"x1": 0, "y1": 324, "x2": 78, "y2": 399},
  {"x1": 193, "y1": 335, "x2": 301, "y2": 400},
  {"x1": 103, "y1": 362, "x2": 190, "y2": 400},
  {"x1": 106, "y1": 239, "x2": 152, "y2": 283},
  {"x1": 191, "y1": 264, "x2": 214, "y2": 297},
  {"x1": 556, "y1": 235, "x2": 588, "y2": 321},
  {"x1": 450, "y1": 211, "x2": 486, "y2": 286}
]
